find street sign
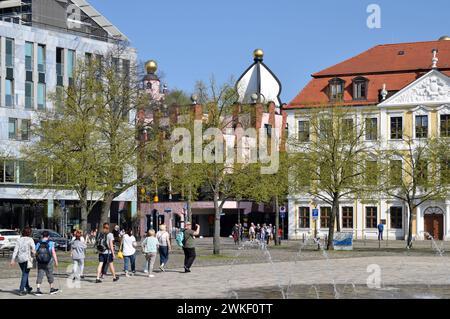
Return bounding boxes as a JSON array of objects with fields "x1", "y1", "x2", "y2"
[
  {"x1": 280, "y1": 206, "x2": 286, "y2": 213},
  {"x1": 280, "y1": 211, "x2": 286, "y2": 219},
  {"x1": 164, "y1": 208, "x2": 172, "y2": 213},
  {"x1": 312, "y1": 208, "x2": 319, "y2": 220}
]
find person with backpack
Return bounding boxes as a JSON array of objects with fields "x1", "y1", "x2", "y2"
[
  {"x1": 34, "y1": 231, "x2": 59, "y2": 296},
  {"x1": 71, "y1": 230, "x2": 86, "y2": 281},
  {"x1": 182, "y1": 222, "x2": 200, "y2": 273},
  {"x1": 142, "y1": 229, "x2": 158, "y2": 277},
  {"x1": 10, "y1": 227, "x2": 35, "y2": 296},
  {"x1": 95, "y1": 223, "x2": 119, "y2": 283},
  {"x1": 156, "y1": 224, "x2": 171, "y2": 272}
]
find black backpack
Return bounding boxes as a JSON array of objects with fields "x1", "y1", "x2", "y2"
[
  {"x1": 96, "y1": 233, "x2": 109, "y2": 253},
  {"x1": 36, "y1": 241, "x2": 52, "y2": 264}
]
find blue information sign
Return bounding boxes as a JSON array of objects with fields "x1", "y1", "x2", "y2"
[{"x1": 312, "y1": 208, "x2": 319, "y2": 220}]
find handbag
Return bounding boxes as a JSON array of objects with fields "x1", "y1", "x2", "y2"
[
  {"x1": 117, "y1": 240, "x2": 124, "y2": 259},
  {"x1": 27, "y1": 257, "x2": 33, "y2": 269}
]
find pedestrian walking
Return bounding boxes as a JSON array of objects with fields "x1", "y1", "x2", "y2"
[
  {"x1": 142, "y1": 229, "x2": 158, "y2": 277},
  {"x1": 256, "y1": 224, "x2": 261, "y2": 240},
  {"x1": 156, "y1": 224, "x2": 171, "y2": 272},
  {"x1": 239, "y1": 223, "x2": 244, "y2": 242},
  {"x1": 71, "y1": 230, "x2": 86, "y2": 281},
  {"x1": 232, "y1": 224, "x2": 239, "y2": 245},
  {"x1": 10, "y1": 227, "x2": 35, "y2": 296},
  {"x1": 122, "y1": 228, "x2": 137, "y2": 277},
  {"x1": 377, "y1": 222, "x2": 384, "y2": 241},
  {"x1": 34, "y1": 230, "x2": 59, "y2": 295},
  {"x1": 249, "y1": 223, "x2": 256, "y2": 241},
  {"x1": 95, "y1": 223, "x2": 119, "y2": 283},
  {"x1": 182, "y1": 222, "x2": 200, "y2": 273}
]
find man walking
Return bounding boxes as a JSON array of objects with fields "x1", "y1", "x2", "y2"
[
  {"x1": 183, "y1": 222, "x2": 200, "y2": 273},
  {"x1": 35, "y1": 231, "x2": 59, "y2": 296},
  {"x1": 377, "y1": 222, "x2": 384, "y2": 241},
  {"x1": 96, "y1": 223, "x2": 119, "y2": 283}
]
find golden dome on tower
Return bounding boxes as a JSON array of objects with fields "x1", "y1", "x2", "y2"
[
  {"x1": 145, "y1": 60, "x2": 158, "y2": 74},
  {"x1": 253, "y1": 48, "x2": 264, "y2": 60},
  {"x1": 438, "y1": 35, "x2": 450, "y2": 41}
]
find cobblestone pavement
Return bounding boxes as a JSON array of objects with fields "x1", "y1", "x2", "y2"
[{"x1": 1, "y1": 238, "x2": 450, "y2": 299}]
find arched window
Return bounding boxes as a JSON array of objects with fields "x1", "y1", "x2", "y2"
[
  {"x1": 352, "y1": 76, "x2": 368, "y2": 100},
  {"x1": 328, "y1": 78, "x2": 345, "y2": 101}
]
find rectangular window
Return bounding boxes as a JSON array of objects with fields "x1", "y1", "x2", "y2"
[
  {"x1": 56, "y1": 47, "x2": 64, "y2": 86},
  {"x1": 0, "y1": 161, "x2": 3, "y2": 183},
  {"x1": 366, "y1": 206, "x2": 377, "y2": 228},
  {"x1": 25, "y1": 42, "x2": 33, "y2": 71},
  {"x1": 8, "y1": 118, "x2": 17, "y2": 139},
  {"x1": 389, "y1": 160, "x2": 402, "y2": 186},
  {"x1": 25, "y1": 81, "x2": 33, "y2": 109},
  {"x1": 264, "y1": 124, "x2": 272, "y2": 137},
  {"x1": 365, "y1": 160, "x2": 378, "y2": 185},
  {"x1": 37, "y1": 83, "x2": 46, "y2": 110},
  {"x1": 417, "y1": 159, "x2": 428, "y2": 186},
  {"x1": 341, "y1": 118, "x2": 354, "y2": 140},
  {"x1": 4, "y1": 160, "x2": 15, "y2": 183},
  {"x1": 390, "y1": 207, "x2": 402, "y2": 229},
  {"x1": 319, "y1": 119, "x2": 332, "y2": 139},
  {"x1": 299, "y1": 207, "x2": 310, "y2": 228},
  {"x1": 5, "y1": 38, "x2": 14, "y2": 68},
  {"x1": 441, "y1": 159, "x2": 450, "y2": 185},
  {"x1": 342, "y1": 207, "x2": 354, "y2": 228},
  {"x1": 19, "y1": 161, "x2": 34, "y2": 184},
  {"x1": 353, "y1": 80, "x2": 367, "y2": 100},
  {"x1": 320, "y1": 207, "x2": 331, "y2": 228},
  {"x1": 365, "y1": 118, "x2": 378, "y2": 141},
  {"x1": 298, "y1": 121, "x2": 310, "y2": 142},
  {"x1": 5, "y1": 79, "x2": 14, "y2": 107},
  {"x1": 415, "y1": 115, "x2": 428, "y2": 138},
  {"x1": 21, "y1": 120, "x2": 30, "y2": 141},
  {"x1": 440, "y1": 114, "x2": 450, "y2": 137},
  {"x1": 67, "y1": 49, "x2": 75, "y2": 84},
  {"x1": 390, "y1": 117, "x2": 403, "y2": 140},
  {"x1": 37, "y1": 44, "x2": 46, "y2": 74}
]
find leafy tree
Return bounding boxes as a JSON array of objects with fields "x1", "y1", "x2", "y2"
[
  {"x1": 378, "y1": 136, "x2": 450, "y2": 248},
  {"x1": 289, "y1": 107, "x2": 374, "y2": 250}
]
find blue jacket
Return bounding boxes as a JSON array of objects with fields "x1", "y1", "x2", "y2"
[{"x1": 377, "y1": 224, "x2": 384, "y2": 232}]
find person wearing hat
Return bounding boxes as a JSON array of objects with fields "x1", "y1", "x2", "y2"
[{"x1": 183, "y1": 222, "x2": 200, "y2": 273}]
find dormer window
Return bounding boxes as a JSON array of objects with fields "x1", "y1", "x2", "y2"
[
  {"x1": 352, "y1": 77, "x2": 368, "y2": 100},
  {"x1": 329, "y1": 78, "x2": 345, "y2": 101}
]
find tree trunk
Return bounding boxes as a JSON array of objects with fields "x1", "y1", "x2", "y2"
[
  {"x1": 101, "y1": 193, "x2": 114, "y2": 226},
  {"x1": 327, "y1": 195, "x2": 339, "y2": 250},
  {"x1": 406, "y1": 204, "x2": 414, "y2": 249},
  {"x1": 335, "y1": 204, "x2": 341, "y2": 232},
  {"x1": 80, "y1": 191, "x2": 88, "y2": 233},
  {"x1": 274, "y1": 196, "x2": 280, "y2": 246},
  {"x1": 213, "y1": 191, "x2": 221, "y2": 255},
  {"x1": 187, "y1": 186, "x2": 193, "y2": 222}
]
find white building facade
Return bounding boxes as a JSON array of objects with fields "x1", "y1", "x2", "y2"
[
  {"x1": 0, "y1": 0, "x2": 137, "y2": 231},
  {"x1": 286, "y1": 39, "x2": 450, "y2": 241}
]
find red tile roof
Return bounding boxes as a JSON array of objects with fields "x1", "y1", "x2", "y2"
[{"x1": 287, "y1": 40, "x2": 450, "y2": 109}]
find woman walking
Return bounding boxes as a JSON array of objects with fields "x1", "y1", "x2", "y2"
[
  {"x1": 10, "y1": 227, "x2": 35, "y2": 296},
  {"x1": 122, "y1": 228, "x2": 137, "y2": 277},
  {"x1": 142, "y1": 229, "x2": 158, "y2": 277},
  {"x1": 71, "y1": 230, "x2": 87, "y2": 280},
  {"x1": 156, "y1": 225, "x2": 171, "y2": 272}
]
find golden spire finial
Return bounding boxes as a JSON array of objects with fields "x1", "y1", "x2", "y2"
[
  {"x1": 145, "y1": 60, "x2": 158, "y2": 74},
  {"x1": 253, "y1": 48, "x2": 264, "y2": 61}
]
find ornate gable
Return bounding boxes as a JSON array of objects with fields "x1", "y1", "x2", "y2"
[{"x1": 378, "y1": 70, "x2": 450, "y2": 107}]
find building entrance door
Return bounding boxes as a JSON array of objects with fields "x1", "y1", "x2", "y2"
[{"x1": 424, "y1": 207, "x2": 444, "y2": 240}]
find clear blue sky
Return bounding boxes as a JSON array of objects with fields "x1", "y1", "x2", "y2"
[{"x1": 89, "y1": 0, "x2": 449, "y2": 103}]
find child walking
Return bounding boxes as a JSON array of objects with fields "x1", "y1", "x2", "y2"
[{"x1": 142, "y1": 230, "x2": 158, "y2": 278}]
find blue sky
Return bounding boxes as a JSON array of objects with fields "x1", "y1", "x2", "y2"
[{"x1": 89, "y1": 0, "x2": 449, "y2": 103}]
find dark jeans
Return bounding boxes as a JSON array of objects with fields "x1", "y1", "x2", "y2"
[
  {"x1": 159, "y1": 246, "x2": 169, "y2": 265},
  {"x1": 18, "y1": 262, "x2": 31, "y2": 292},
  {"x1": 378, "y1": 231, "x2": 383, "y2": 240},
  {"x1": 124, "y1": 254, "x2": 136, "y2": 272},
  {"x1": 183, "y1": 247, "x2": 196, "y2": 270}
]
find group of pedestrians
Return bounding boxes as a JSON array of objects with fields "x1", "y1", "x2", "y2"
[
  {"x1": 248, "y1": 223, "x2": 277, "y2": 245},
  {"x1": 10, "y1": 227, "x2": 60, "y2": 296},
  {"x1": 10, "y1": 220, "x2": 202, "y2": 296}
]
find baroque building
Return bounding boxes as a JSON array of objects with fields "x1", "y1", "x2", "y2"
[{"x1": 285, "y1": 38, "x2": 450, "y2": 240}]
